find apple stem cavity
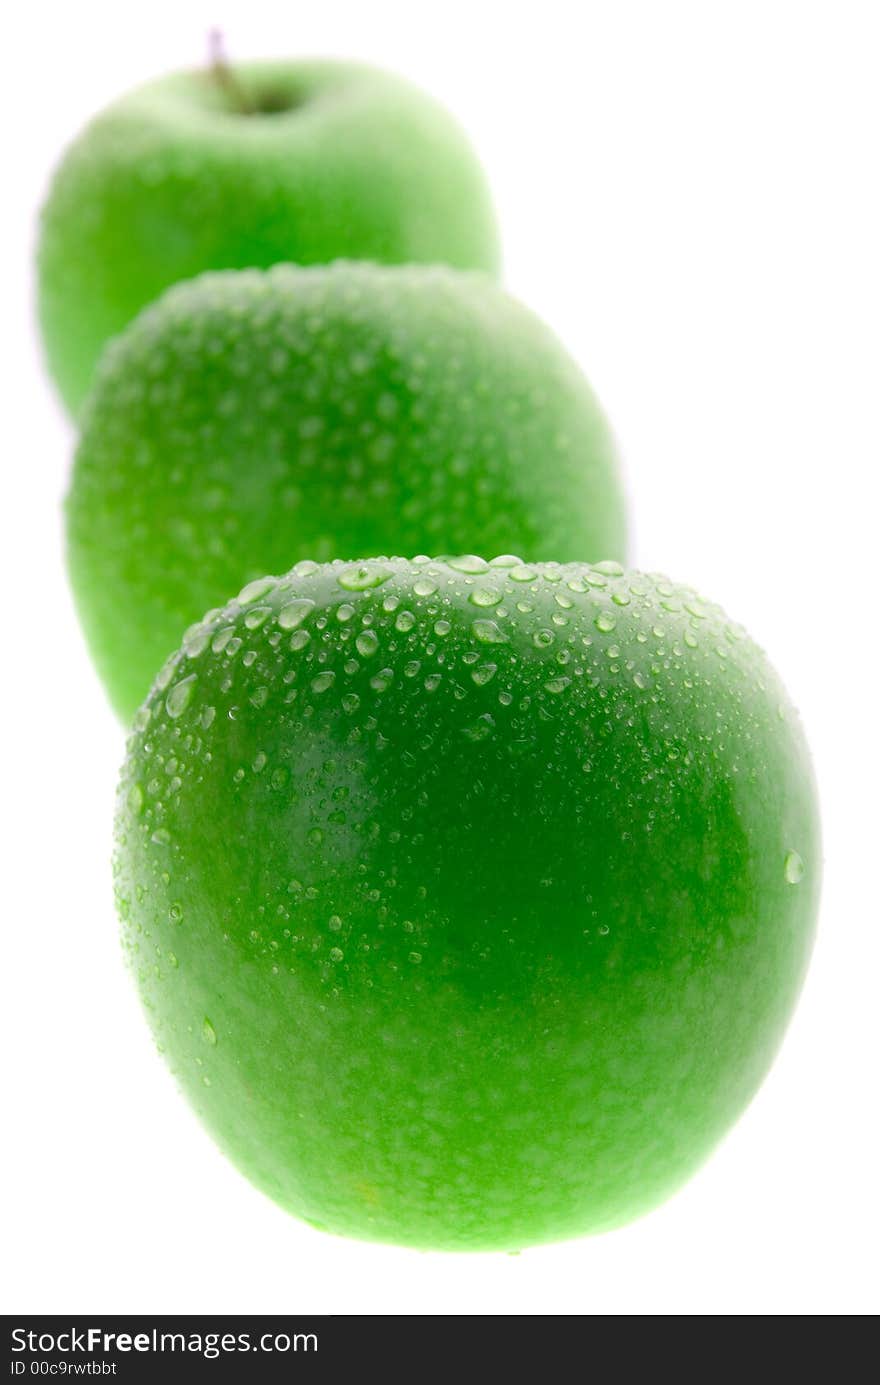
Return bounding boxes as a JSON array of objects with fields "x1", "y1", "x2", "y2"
[{"x1": 207, "y1": 29, "x2": 255, "y2": 116}]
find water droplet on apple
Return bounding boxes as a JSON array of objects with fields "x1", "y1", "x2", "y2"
[
  {"x1": 470, "y1": 586, "x2": 502, "y2": 608},
  {"x1": 473, "y1": 619, "x2": 508, "y2": 644},
  {"x1": 338, "y1": 564, "x2": 392, "y2": 591},
  {"x1": 237, "y1": 576, "x2": 276, "y2": 605},
  {"x1": 446, "y1": 555, "x2": 488, "y2": 574},
  {"x1": 166, "y1": 674, "x2": 197, "y2": 719},
  {"x1": 278, "y1": 598, "x2": 315, "y2": 630},
  {"x1": 463, "y1": 714, "x2": 495, "y2": 742},
  {"x1": 472, "y1": 663, "x2": 497, "y2": 686}
]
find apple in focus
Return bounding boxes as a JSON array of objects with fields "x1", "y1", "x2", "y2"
[{"x1": 114, "y1": 555, "x2": 820, "y2": 1250}]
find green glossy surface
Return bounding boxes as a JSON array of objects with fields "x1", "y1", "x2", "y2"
[
  {"x1": 37, "y1": 60, "x2": 500, "y2": 414},
  {"x1": 67, "y1": 263, "x2": 626, "y2": 722},
  {"x1": 114, "y1": 556, "x2": 820, "y2": 1251}
]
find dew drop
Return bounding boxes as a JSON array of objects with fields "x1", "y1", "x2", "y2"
[
  {"x1": 446, "y1": 554, "x2": 488, "y2": 574},
  {"x1": 473, "y1": 619, "x2": 508, "y2": 645},
  {"x1": 339, "y1": 563, "x2": 392, "y2": 591},
  {"x1": 237, "y1": 576, "x2": 276, "y2": 605},
  {"x1": 463, "y1": 713, "x2": 495, "y2": 742},
  {"x1": 166, "y1": 674, "x2": 197, "y2": 719},
  {"x1": 784, "y1": 850, "x2": 805, "y2": 884},
  {"x1": 356, "y1": 630, "x2": 379, "y2": 657},
  {"x1": 182, "y1": 624, "x2": 210, "y2": 658},
  {"x1": 470, "y1": 586, "x2": 502, "y2": 608},
  {"x1": 472, "y1": 662, "x2": 498, "y2": 686},
  {"x1": 278, "y1": 598, "x2": 315, "y2": 630},
  {"x1": 244, "y1": 606, "x2": 271, "y2": 629}
]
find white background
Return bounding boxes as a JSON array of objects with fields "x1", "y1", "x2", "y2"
[{"x1": 3, "y1": 0, "x2": 878, "y2": 1316}]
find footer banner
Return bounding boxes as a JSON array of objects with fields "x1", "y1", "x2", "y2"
[{"x1": 4, "y1": 1315, "x2": 558, "y2": 1376}]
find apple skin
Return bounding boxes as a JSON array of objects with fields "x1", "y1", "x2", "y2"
[
  {"x1": 114, "y1": 555, "x2": 820, "y2": 1251},
  {"x1": 66, "y1": 262, "x2": 626, "y2": 722},
  {"x1": 37, "y1": 60, "x2": 501, "y2": 415}
]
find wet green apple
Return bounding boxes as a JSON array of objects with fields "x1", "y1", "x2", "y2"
[
  {"x1": 66, "y1": 262, "x2": 626, "y2": 722},
  {"x1": 114, "y1": 555, "x2": 820, "y2": 1251},
  {"x1": 37, "y1": 58, "x2": 500, "y2": 414}
]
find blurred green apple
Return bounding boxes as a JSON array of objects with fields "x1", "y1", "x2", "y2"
[
  {"x1": 37, "y1": 58, "x2": 500, "y2": 414},
  {"x1": 114, "y1": 555, "x2": 820, "y2": 1251},
  {"x1": 66, "y1": 262, "x2": 626, "y2": 721}
]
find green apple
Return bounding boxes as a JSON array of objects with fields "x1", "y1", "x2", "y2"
[
  {"x1": 114, "y1": 555, "x2": 820, "y2": 1251},
  {"x1": 37, "y1": 58, "x2": 500, "y2": 415},
  {"x1": 66, "y1": 262, "x2": 626, "y2": 722}
]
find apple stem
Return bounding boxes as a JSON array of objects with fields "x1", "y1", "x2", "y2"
[{"x1": 208, "y1": 29, "x2": 255, "y2": 115}]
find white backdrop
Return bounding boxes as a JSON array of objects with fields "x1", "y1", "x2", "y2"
[{"x1": 3, "y1": 0, "x2": 878, "y2": 1315}]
